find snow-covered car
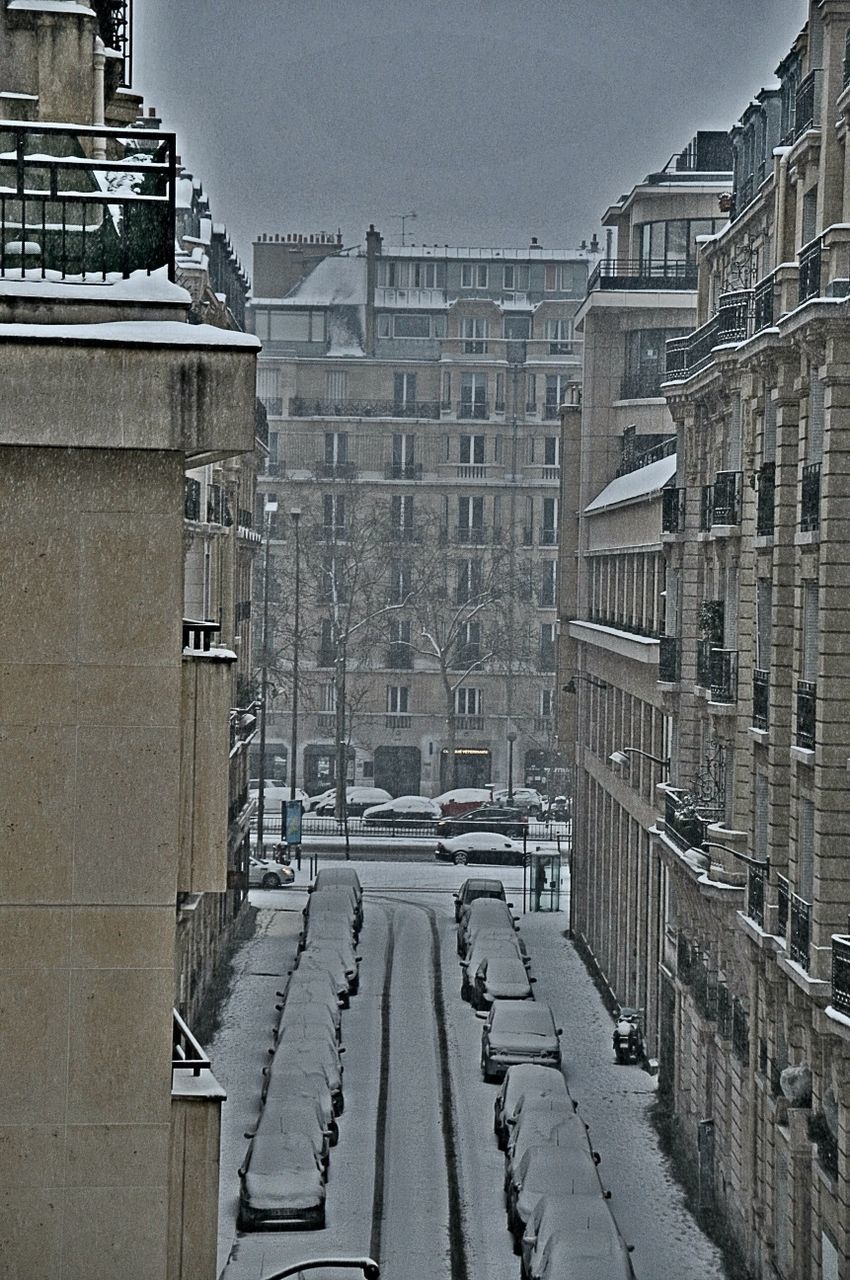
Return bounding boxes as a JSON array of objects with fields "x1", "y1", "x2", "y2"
[
  {"x1": 435, "y1": 831, "x2": 527, "y2": 866},
  {"x1": 436, "y1": 805, "x2": 528, "y2": 840},
  {"x1": 480, "y1": 1000, "x2": 562, "y2": 1081},
  {"x1": 313, "y1": 786, "x2": 392, "y2": 817},
  {"x1": 277, "y1": 999, "x2": 341, "y2": 1043},
  {"x1": 248, "y1": 855, "x2": 295, "y2": 890},
  {"x1": 461, "y1": 931, "x2": 526, "y2": 1000},
  {"x1": 258, "y1": 1094, "x2": 334, "y2": 1169},
  {"x1": 250, "y1": 783, "x2": 310, "y2": 808},
  {"x1": 506, "y1": 1109, "x2": 587, "y2": 1190},
  {"x1": 525, "y1": 1194, "x2": 635, "y2": 1279},
  {"x1": 458, "y1": 897, "x2": 519, "y2": 954},
  {"x1": 272, "y1": 1040, "x2": 344, "y2": 1116},
  {"x1": 494, "y1": 1063, "x2": 571, "y2": 1151},
  {"x1": 471, "y1": 956, "x2": 534, "y2": 1010},
  {"x1": 301, "y1": 935, "x2": 361, "y2": 992},
  {"x1": 294, "y1": 953, "x2": 352, "y2": 1009},
  {"x1": 506, "y1": 1144, "x2": 604, "y2": 1243},
  {"x1": 542, "y1": 795, "x2": 571, "y2": 823},
  {"x1": 434, "y1": 786, "x2": 492, "y2": 816},
  {"x1": 491, "y1": 787, "x2": 545, "y2": 815},
  {"x1": 263, "y1": 1063, "x2": 339, "y2": 1147},
  {"x1": 310, "y1": 866, "x2": 363, "y2": 905},
  {"x1": 302, "y1": 884, "x2": 362, "y2": 935},
  {"x1": 362, "y1": 795, "x2": 442, "y2": 826},
  {"x1": 237, "y1": 1130, "x2": 326, "y2": 1232},
  {"x1": 453, "y1": 876, "x2": 507, "y2": 922}
]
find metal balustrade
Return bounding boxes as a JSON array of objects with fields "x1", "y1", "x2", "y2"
[
  {"x1": 658, "y1": 635, "x2": 680, "y2": 683},
  {"x1": 586, "y1": 258, "x2": 698, "y2": 292},
  {"x1": 796, "y1": 680, "x2": 816, "y2": 749},
  {"x1": 799, "y1": 236, "x2": 822, "y2": 303},
  {"x1": 753, "y1": 273, "x2": 775, "y2": 331},
  {"x1": 182, "y1": 618, "x2": 220, "y2": 652},
  {"x1": 801, "y1": 461, "x2": 821, "y2": 531},
  {"x1": 717, "y1": 291, "x2": 752, "y2": 341},
  {"x1": 790, "y1": 894, "x2": 811, "y2": 970},
  {"x1": 777, "y1": 874, "x2": 789, "y2": 939},
  {"x1": 289, "y1": 397, "x2": 441, "y2": 419},
  {"x1": 831, "y1": 935, "x2": 850, "y2": 1016},
  {"x1": 753, "y1": 668, "x2": 770, "y2": 730},
  {"x1": 661, "y1": 486, "x2": 685, "y2": 533},
  {"x1": 756, "y1": 461, "x2": 775, "y2": 535},
  {"x1": 711, "y1": 471, "x2": 742, "y2": 525},
  {"x1": 664, "y1": 794, "x2": 707, "y2": 852},
  {"x1": 709, "y1": 648, "x2": 737, "y2": 703},
  {"x1": 795, "y1": 69, "x2": 822, "y2": 137},
  {"x1": 747, "y1": 863, "x2": 767, "y2": 928}
]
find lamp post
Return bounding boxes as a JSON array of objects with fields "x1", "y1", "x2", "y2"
[
  {"x1": 289, "y1": 509, "x2": 301, "y2": 804},
  {"x1": 609, "y1": 746, "x2": 670, "y2": 771},
  {"x1": 507, "y1": 730, "x2": 517, "y2": 802},
  {"x1": 256, "y1": 498, "x2": 278, "y2": 860}
]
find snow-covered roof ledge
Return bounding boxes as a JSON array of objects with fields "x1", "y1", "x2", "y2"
[
  {"x1": 0, "y1": 320, "x2": 260, "y2": 349},
  {"x1": 8, "y1": 0, "x2": 96, "y2": 13},
  {"x1": 569, "y1": 619, "x2": 659, "y2": 665},
  {"x1": 0, "y1": 266, "x2": 191, "y2": 306},
  {"x1": 585, "y1": 454, "x2": 677, "y2": 514}
]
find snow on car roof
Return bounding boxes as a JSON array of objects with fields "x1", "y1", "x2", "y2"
[
  {"x1": 434, "y1": 787, "x2": 492, "y2": 802},
  {"x1": 492, "y1": 1002, "x2": 556, "y2": 1030},
  {"x1": 446, "y1": 831, "x2": 521, "y2": 847}
]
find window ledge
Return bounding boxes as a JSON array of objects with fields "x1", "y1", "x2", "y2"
[
  {"x1": 749, "y1": 726, "x2": 770, "y2": 744},
  {"x1": 790, "y1": 745, "x2": 815, "y2": 766},
  {"x1": 795, "y1": 530, "x2": 820, "y2": 547}
]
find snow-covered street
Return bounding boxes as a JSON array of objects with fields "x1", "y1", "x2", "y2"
[{"x1": 211, "y1": 855, "x2": 727, "y2": 1280}]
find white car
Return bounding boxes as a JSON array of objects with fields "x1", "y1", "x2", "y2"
[
  {"x1": 362, "y1": 795, "x2": 442, "y2": 825},
  {"x1": 250, "y1": 784, "x2": 309, "y2": 807},
  {"x1": 248, "y1": 855, "x2": 295, "y2": 890},
  {"x1": 313, "y1": 786, "x2": 392, "y2": 817},
  {"x1": 435, "y1": 831, "x2": 528, "y2": 866}
]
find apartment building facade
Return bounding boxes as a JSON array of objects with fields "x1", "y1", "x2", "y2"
[
  {"x1": 559, "y1": 134, "x2": 731, "y2": 1060},
  {"x1": 0, "y1": 6, "x2": 259, "y2": 1278},
  {"x1": 252, "y1": 229, "x2": 594, "y2": 797},
  {"x1": 654, "y1": 5, "x2": 850, "y2": 1276}
]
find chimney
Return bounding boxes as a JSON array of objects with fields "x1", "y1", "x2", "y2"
[
  {"x1": 589, "y1": 234, "x2": 600, "y2": 254},
  {"x1": 365, "y1": 224, "x2": 383, "y2": 356},
  {"x1": 530, "y1": 236, "x2": 539, "y2": 248}
]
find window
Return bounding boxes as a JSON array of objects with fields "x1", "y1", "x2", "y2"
[
  {"x1": 323, "y1": 493, "x2": 345, "y2": 532},
  {"x1": 456, "y1": 558, "x2": 482, "y2": 603},
  {"x1": 502, "y1": 263, "x2": 528, "y2": 290},
  {"x1": 460, "y1": 435, "x2": 485, "y2": 464},
  {"x1": 377, "y1": 313, "x2": 391, "y2": 338},
  {"x1": 754, "y1": 773, "x2": 768, "y2": 863},
  {"x1": 392, "y1": 619, "x2": 411, "y2": 645},
  {"x1": 802, "y1": 580, "x2": 818, "y2": 682},
  {"x1": 414, "y1": 261, "x2": 436, "y2": 288},
  {"x1": 526, "y1": 373, "x2": 537, "y2": 411},
  {"x1": 394, "y1": 371, "x2": 417, "y2": 408},
  {"x1": 457, "y1": 620, "x2": 482, "y2": 666},
  {"x1": 461, "y1": 263, "x2": 488, "y2": 288},
  {"x1": 380, "y1": 260, "x2": 437, "y2": 288},
  {"x1": 388, "y1": 560, "x2": 411, "y2": 605},
  {"x1": 541, "y1": 497, "x2": 558, "y2": 545},
  {"x1": 503, "y1": 264, "x2": 515, "y2": 290},
  {"x1": 459, "y1": 495, "x2": 484, "y2": 530},
  {"x1": 319, "y1": 619, "x2": 334, "y2": 663},
  {"x1": 544, "y1": 375, "x2": 571, "y2": 417},
  {"x1": 394, "y1": 313, "x2": 431, "y2": 339},
  {"x1": 798, "y1": 797, "x2": 814, "y2": 901},
  {"x1": 326, "y1": 369, "x2": 349, "y2": 402},
  {"x1": 320, "y1": 682, "x2": 336, "y2": 713},
  {"x1": 455, "y1": 686, "x2": 482, "y2": 715},
  {"x1": 546, "y1": 317, "x2": 574, "y2": 353},
  {"x1": 442, "y1": 371, "x2": 451, "y2": 406},
  {"x1": 622, "y1": 328, "x2": 686, "y2": 399},
  {"x1": 254, "y1": 309, "x2": 326, "y2": 343},
  {"x1": 808, "y1": 374, "x2": 824, "y2": 462},
  {"x1": 539, "y1": 559, "x2": 557, "y2": 607},
  {"x1": 460, "y1": 373, "x2": 487, "y2": 418},
  {"x1": 544, "y1": 436, "x2": 559, "y2": 467},
  {"x1": 504, "y1": 314, "x2": 531, "y2": 340},
  {"x1": 386, "y1": 685, "x2": 410, "y2": 714},
  {"x1": 321, "y1": 550, "x2": 348, "y2": 602},
  {"x1": 558, "y1": 263, "x2": 586, "y2": 295},
  {"x1": 637, "y1": 219, "x2": 722, "y2": 275},
  {"x1": 544, "y1": 264, "x2": 557, "y2": 291},
  {"x1": 462, "y1": 316, "x2": 488, "y2": 353},
  {"x1": 539, "y1": 689, "x2": 554, "y2": 717},
  {"x1": 391, "y1": 494, "x2": 414, "y2": 534},
  {"x1": 324, "y1": 432, "x2": 348, "y2": 465},
  {"x1": 391, "y1": 433, "x2": 416, "y2": 476},
  {"x1": 756, "y1": 579, "x2": 773, "y2": 670},
  {"x1": 539, "y1": 623, "x2": 557, "y2": 670}
]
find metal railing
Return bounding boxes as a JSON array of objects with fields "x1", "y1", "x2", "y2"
[
  {"x1": 662, "y1": 486, "x2": 685, "y2": 533},
  {"x1": 455, "y1": 715, "x2": 484, "y2": 730},
  {"x1": 796, "y1": 680, "x2": 816, "y2": 749},
  {"x1": 289, "y1": 397, "x2": 441, "y2": 419},
  {"x1": 747, "y1": 863, "x2": 767, "y2": 928},
  {"x1": 184, "y1": 477, "x2": 201, "y2": 521},
  {"x1": 799, "y1": 236, "x2": 822, "y2": 303},
  {"x1": 172, "y1": 1008, "x2": 210, "y2": 1077},
  {"x1": 790, "y1": 894, "x2": 811, "y2": 970},
  {"x1": 801, "y1": 461, "x2": 821, "y2": 531},
  {"x1": 182, "y1": 618, "x2": 220, "y2": 652},
  {"x1": 831, "y1": 934, "x2": 850, "y2": 1016},
  {"x1": 586, "y1": 258, "x2": 698, "y2": 292},
  {"x1": 696, "y1": 637, "x2": 713, "y2": 688},
  {"x1": 753, "y1": 668, "x2": 770, "y2": 730},
  {"x1": 677, "y1": 931, "x2": 692, "y2": 981},
  {"x1": 717, "y1": 291, "x2": 752, "y2": 341},
  {"x1": 711, "y1": 470, "x2": 742, "y2": 525},
  {"x1": 453, "y1": 525, "x2": 492, "y2": 545},
  {"x1": 777, "y1": 874, "x2": 790, "y2": 939},
  {"x1": 753, "y1": 273, "x2": 775, "y2": 331},
  {"x1": 384, "y1": 462, "x2": 423, "y2": 480},
  {"x1": 717, "y1": 985, "x2": 732, "y2": 1039},
  {"x1": 0, "y1": 121, "x2": 176, "y2": 280},
  {"x1": 709, "y1": 648, "x2": 737, "y2": 703},
  {"x1": 620, "y1": 370, "x2": 665, "y2": 400},
  {"x1": 756, "y1": 460, "x2": 775, "y2": 535},
  {"x1": 314, "y1": 460, "x2": 357, "y2": 480},
  {"x1": 795, "y1": 68, "x2": 822, "y2": 137},
  {"x1": 93, "y1": 0, "x2": 133, "y2": 87},
  {"x1": 665, "y1": 313, "x2": 722, "y2": 381},
  {"x1": 458, "y1": 401, "x2": 489, "y2": 420},
  {"x1": 658, "y1": 635, "x2": 680, "y2": 683},
  {"x1": 384, "y1": 713, "x2": 411, "y2": 729},
  {"x1": 664, "y1": 793, "x2": 707, "y2": 852}
]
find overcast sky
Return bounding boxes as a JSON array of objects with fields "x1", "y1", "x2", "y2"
[{"x1": 135, "y1": 0, "x2": 804, "y2": 274}]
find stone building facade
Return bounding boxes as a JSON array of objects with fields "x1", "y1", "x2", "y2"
[
  {"x1": 559, "y1": 133, "x2": 731, "y2": 1060},
  {"x1": 252, "y1": 229, "x2": 596, "y2": 798},
  {"x1": 0, "y1": 6, "x2": 259, "y2": 1278},
  {"x1": 654, "y1": 5, "x2": 850, "y2": 1276}
]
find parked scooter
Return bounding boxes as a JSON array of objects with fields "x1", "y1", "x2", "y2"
[
  {"x1": 272, "y1": 841, "x2": 292, "y2": 866},
  {"x1": 612, "y1": 1006, "x2": 644, "y2": 1064}
]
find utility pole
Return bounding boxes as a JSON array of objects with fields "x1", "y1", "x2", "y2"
[{"x1": 256, "y1": 498, "x2": 278, "y2": 859}]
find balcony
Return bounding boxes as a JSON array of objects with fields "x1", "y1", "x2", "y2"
[
  {"x1": 317, "y1": 712, "x2": 336, "y2": 732},
  {"x1": 777, "y1": 874, "x2": 789, "y2": 940},
  {"x1": 314, "y1": 524, "x2": 347, "y2": 543},
  {"x1": 717, "y1": 291, "x2": 752, "y2": 342},
  {"x1": 664, "y1": 792, "x2": 707, "y2": 853},
  {"x1": 799, "y1": 236, "x2": 822, "y2": 303},
  {"x1": 756, "y1": 461, "x2": 775, "y2": 535},
  {"x1": 453, "y1": 525, "x2": 491, "y2": 545},
  {"x1": 458, "y1": 400, "x2": 489, "y2": 420},
  {"x1": 586, "y1": 258, "x2": 698, "y2": 292},
  {"x1": 709, "y1": 648, "x2": 737, "y2": 703},
  {"x1": 455, "y1": 715, "x2": 484, "y2": 731},
  {"x1": 290, "y1": 397, "x2": 441, "y2": 419},
  {"x1": 619, "y1": 371, "x2": 664, "y2": 400},
  {"x1": 801, "y1": 461, "x2": 821, "y2": 532},
  {"x1": 385, "y1": 714, "x2": 411, "y2": 729},
  {"x1": 662, "y1": 486, "x2": 685, "y2": 534},
  {"x1": 182, "y1": 618, "x2": 220, "y2": 652},
  {"x1": 314, "y1": 460, "x2": 357, "y2": 480},
  {"x1": 385, "y1": 462, "x2": 423, "y2": 481},
  {"x1": 696, "y1": 637, "x2": 712, "y2": 688},
  {"x1": 664, "y1": 314, "x2": 721, "y2": 381},
  {"x1": 747, "y1": 863, "x2": 767, "y2": 929},
  {"x1": 796, "y1": 680, "x2": 816, "y2": 749},
  {"x1": 658, "y1": 635, "x2": 680, "y2": 683},
  {"x1": 795, "y1": 68, "x2": 822, "y2": 138},
  {"x1": 184, "y1": 477, "x2": 202, "y2": 522},
  {"x1": 790, "y1": 894, "x2": 811, "y2": 970},
  {"x1": 710, "y1": 470, "x2": 742, "y2": 526},
  {"x1": 457, "y1": 464, "x2": 489, "y2": 480},
  {"x1": 753, "y1": 273, "x2": 775, "y2": 332},
  {"x1": 0, "y1": 121, "x2": 176, "y2": 281},
  {"x1": 831, "y1": 935, "x2": 850, "y2": 1017},
  {"x1": 753, "y1": 668, "x2": 770, "y2": 730},
  {"x1": 539, "y1": 527, "x2": 558, "y2": 547}
]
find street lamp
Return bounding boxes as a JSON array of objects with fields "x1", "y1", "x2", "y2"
[
  {"x1": 289, "y1": 508, "x2": 301, "y2": 805},
  {"x1": 609, "y1": 746, "x2": 670, "y2": 772},
  {"x1": 507, "y1": 730, "x2": 517, "y2": 802},
  {"x1": 256, "y1": 498, "x2": 278, "y2": 859}
]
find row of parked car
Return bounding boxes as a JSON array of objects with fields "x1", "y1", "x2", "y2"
[
  {"x1": 253, "y1": 782, "x2": 571, "y2": 824},
  {"x1": 454, "y1": 877, "x2": 636, "y2": 1278},
  {"x1": 236, "y1": 867, "x2": 364, "y2": 1232}
]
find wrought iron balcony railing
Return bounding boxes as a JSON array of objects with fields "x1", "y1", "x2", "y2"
[
  {"x1": 795, "y1": 68, "x2": 822, "y2": 138},
  {"x1": 710, "y1": 470, "x2": 742, "y2": 525},
  {"x1": 661, "y1": 486, "x2": 685, "y2": 533},
  {"x1": 753, "y1": 668, "x2": 770, "y2": 730},
  {"x1": 658, "y1": 635, "x2": 680, "y2": 683},
  {"x1": 455, "y1": 715, "x2": 484, "y2": 731},
  {"x1": 289, "y1": 397, "x2": 440, "y2": 419},
  {"x1": 665, "y1": 313, "x2": 721, "y2": 381},
  {"x1": 384, "y1": 462, "x2": 422, "y2": 481},
  {"x1": 586, "y1": 258, "x2": 698, "y2": 292},
  {"x1": 796, "y1": 679, "x2": 816, "y2": 749},
  {"x1": 458, "y1": 400, "x2": 489, "y2": 420},
  {"x1": 384, "y1": 713, "x2": 411, "y2": 729},
  {"x1": 453, "y1": 525, "x2": 492, "y2": 545},
  {"x1": 756, "y1": 460, "x2": 775, "y2": 535},
  {"x1": 696, "y1": 637, "x2": 713, "y2": 687},
  {"x1": 799, "y1": 236, "x2": 822, "y2": 303},
  {"x1": 93, "y1": 0, "x2": 133, "y2": 87},
  {"x1": 753, "y1": 273, "x2": 775, "y2": 332},
  {"x1": 0, "y1": 121, "x2": 176, "y2": 281},
  {"x1": 777, "y1": 873, "x2": 790, "y2": 939},
  {"x1": 801, "y1": 461, "x2": 821, "y2": 531},
  {"x1": 717, "y1": 291, "x2": 752, "y2": 342},
  {"x1": 747, "y1": 862, "x2": 767, "y2": 929},
  {"x1": 832, "y1": 934, "x2": 850, "y2": 1017},
  {"x1": 184, "y1": 477, "x2": 202, "y2": 522},
  {"x1": 732, "y1": 998, "x2": 749, "y2": 1064},
  {"x1": 709, "y1": 648, "x2": 737, "y2": 703},
  {"x1": 790, "y1": 893, "x2": 811, "y2": 970}
]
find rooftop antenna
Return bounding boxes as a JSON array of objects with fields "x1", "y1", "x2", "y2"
[{"x1": 391, "y1": 210, "x2": 417, "y2": 245}]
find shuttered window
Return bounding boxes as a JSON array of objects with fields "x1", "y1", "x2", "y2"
[
  {"x1": 799, "y1": 797, "x2": 814, "y2": 902},
  {"x1": 763, "y1": 396, "x2": 777, "y2": 463},
  {"x1": 754, "y1": 773, "x2": 769, "y2": 862},
  {"x1": 326, "y1": 369, "x2": 349, "y2": 402},
  {"x1": 802, "y1": 580, "x2": 819, "y2": 682},
  {"x1": 757, "y1": 578, "x2": 773, "y2": 669},
  {"x1": 808, "y1": 374, "x2": 825, "y2": 462}
]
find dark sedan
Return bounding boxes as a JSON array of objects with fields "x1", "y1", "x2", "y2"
[{"x1": 435, "y1": 804, "x2": 528, "y2": 840}]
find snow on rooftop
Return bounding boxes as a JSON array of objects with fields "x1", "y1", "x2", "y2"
[
  {"x1": 0, "y1": 318, "x2": 259, "y2": 348},
  {"x1": 281, "y1": 255, "x2": 367, "y2": 307},
  {"x1": 584, "y1": 453, "x2": 677, "y2": 514},
  {"x1": 0, "y1": 265, "x2": 190, "y2": 304},
  {"x1": 8, "y1": 0, "x2": 95, "y2": 12}
]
